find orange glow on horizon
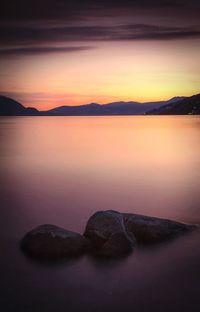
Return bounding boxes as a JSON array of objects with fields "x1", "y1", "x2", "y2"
[
  {"x1": 1, "y1": 40, "x2": 200, "y2": 110},
  {"x1": 13, "y1": 91, "x2": 198, "y2": 111}
]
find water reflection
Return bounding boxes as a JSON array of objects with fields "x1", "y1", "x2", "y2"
[{"x1": 0, "y1": 116, "x2": 200, "y2": 233}]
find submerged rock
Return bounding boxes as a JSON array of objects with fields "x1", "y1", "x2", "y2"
[
  {"x1": 123, "y1": 213, "x2": 197, "y2": 244},
  {"x1": 84, "y1": 210, "x2": 135, "y2": 257},
  {"x1": 21, "y1": 224, "x2": 89, "y2": 259}
]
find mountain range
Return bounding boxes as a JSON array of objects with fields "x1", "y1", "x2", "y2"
[
  {"x1": 0, "y1": 94, "x2": 200, "y2": 116},
  {"x1": 146, "y1": 93, "x2": 200, "y2": 115},
  {"x1": 0, "y1": 96, "x2": 39, "y2": 116}
]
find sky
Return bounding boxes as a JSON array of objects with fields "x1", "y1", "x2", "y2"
[{"x1": 0, "y1": 0, "x2": 200, "y2": 110}]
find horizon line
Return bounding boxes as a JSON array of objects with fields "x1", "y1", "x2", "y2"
[{"x1": 0, "y1": 93, "x2": 189, "y2": 111}]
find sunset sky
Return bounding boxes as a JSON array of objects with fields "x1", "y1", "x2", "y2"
[{"x1": 0, "y1": 0, "x2": 200, "y2": 110}]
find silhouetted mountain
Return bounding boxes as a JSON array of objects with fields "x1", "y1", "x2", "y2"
[
  {"x1": 146, "y1": 94, "x2": 200, "y2": 115},
  {"x1": 44, "y1": 97, "x2": 184, "y2": 116},
  {"x1": 0, "y1": 94, "x2": 193, "y2": 116},
  {"x1": 0, "y1": 96, "x2": 39, "y2": 116}
]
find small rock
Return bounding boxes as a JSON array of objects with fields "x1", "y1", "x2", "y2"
[
  {"x1": 21, "y1": 224, "x2": 89, "y2": 259},
  {"x1": 84, "y1": 210, "x2": 135, "y2": 257}
]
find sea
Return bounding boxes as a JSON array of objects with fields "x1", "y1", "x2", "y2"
[{"x1": 0, "y1": 116, "x2": 200, "y2": 312}]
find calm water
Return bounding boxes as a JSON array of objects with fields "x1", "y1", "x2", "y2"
[{"x1": 0, "y1": 116, "x2": 200, "y2": 312}]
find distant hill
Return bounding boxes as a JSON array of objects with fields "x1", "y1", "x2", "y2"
[
  {"x1": 43, "y1": 97, "x2": 185, "y2": 116},
  {"x1": 1, "y1": 94, "x2": 198, "y2": 116},
  {"x1": 146, "y1": 94, "x2": 200, "y2": 115},
  {"x1": 0, "y1": 96, "x2": 39, "y2": 116}
]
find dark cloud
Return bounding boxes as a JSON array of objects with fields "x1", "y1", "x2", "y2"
[
  {"x1": 120, "y1": 24, "x2": 200, "y2": 40},
  {"x1": 1, "y1": 0, "x2": 200, "y2": 56},
  {"x1": 0, "y1": 1, "x2": 177, "y2": 21},
  {"x1": 0, "y1": 46, "x2": 93, "y2": 56},
  {"x1": 1, "y1": 0, "x2": 200, "y2": 22},
  {"x1": 0, "y1": 24, "x2": 111, "y2": 45},
  {"x1": 1, "y1": 24, "x2": 200, "y2": 48}
]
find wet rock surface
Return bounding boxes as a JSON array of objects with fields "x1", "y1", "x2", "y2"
[{"x1": 21, "y1": 224, "x2": 89, "y2": 259}]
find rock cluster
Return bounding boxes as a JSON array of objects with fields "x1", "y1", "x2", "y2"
[{"x1": 21, "y1": 210, "x2": 197, "y2": 259}]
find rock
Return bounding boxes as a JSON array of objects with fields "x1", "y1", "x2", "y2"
[
  {"x1": 84, "y1": 210, "x2": 135, "y2": 257},
  {"x1": 21, "y1": 224, "x2": 90, "y2": 259},
  {"x1": 123, "y1": 213, "x2": 197, "y2": 244}
]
